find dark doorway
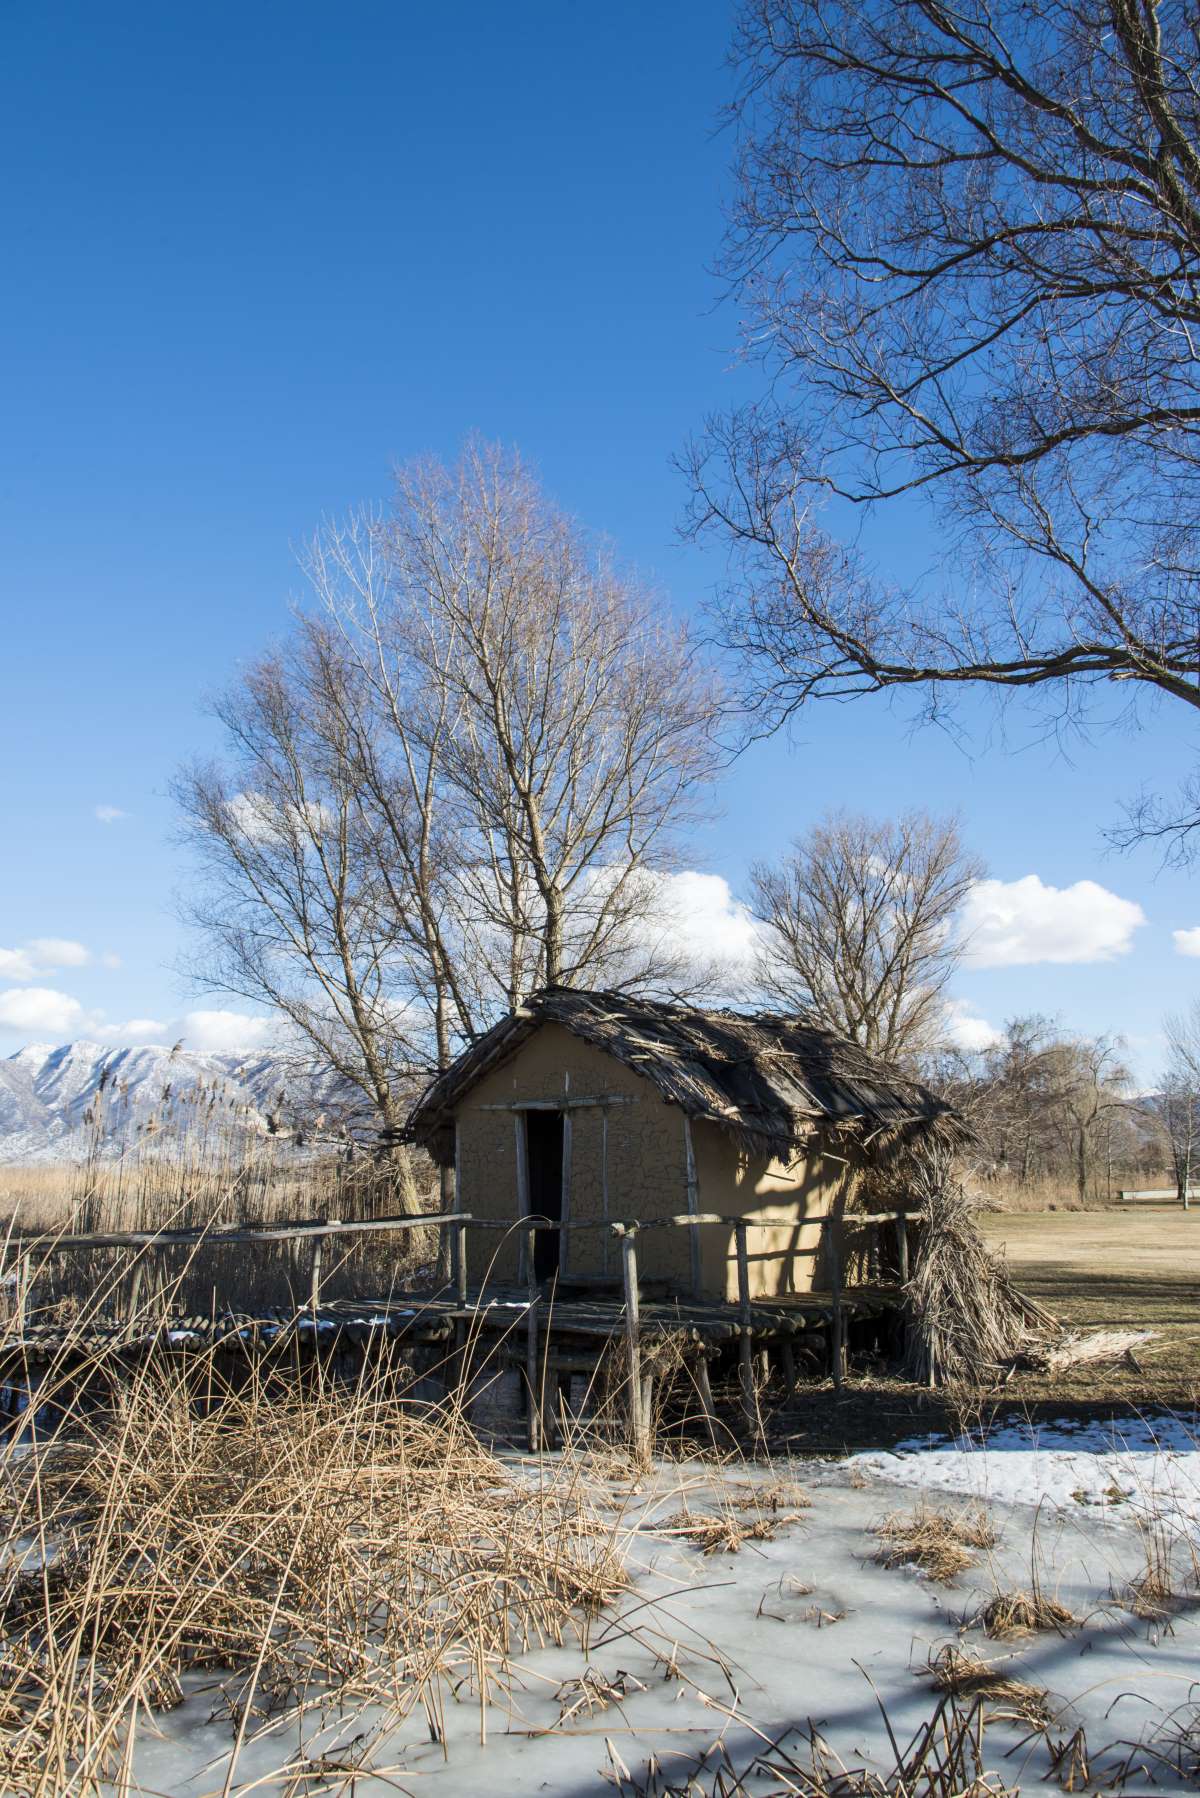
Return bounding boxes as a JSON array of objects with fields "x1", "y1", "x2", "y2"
[{"x1": 526, "y1": 1109, "x2": 564, "y2": 1283}]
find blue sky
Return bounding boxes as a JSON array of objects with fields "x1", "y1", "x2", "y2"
[{"x1": 0, "y1": 1, "x2": 1193, "y2": 1078}]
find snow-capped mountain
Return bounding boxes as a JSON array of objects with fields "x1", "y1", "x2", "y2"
[{"x1": 0, "y1": 1040, "x2": 354, "y2": 1162}]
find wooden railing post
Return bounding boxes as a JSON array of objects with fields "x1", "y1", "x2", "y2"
[
  {"x1": 125, "y1": 1254, "x2": 144, "y2": 1334},
  {"x1": 525, "y1": 1224, "x2": 541, "y2": 1453},
  {"x1": 828, "y1": 1217, "x2": 845, "y2": 1389},
  {"x1": 619, "y1": 1226, "x2": 649, "y2": 1464},
  {"x1": 894, "y1": 1214, "x2": 910, "y2": 1285},
  {"x1": 309, "y1": 1235, "x2": 324, "y2": 1310},
  {"x1": 455, "y1": 1219, "x2": 468, "y2": 1306},
  {"x1": 734, "y1": 1220, "x2": 756, "y2": 1437}
]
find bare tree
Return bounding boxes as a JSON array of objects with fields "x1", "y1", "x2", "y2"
[
  {"x1": 1158, "y1": 1001, "x2": 1200, "y2": 1207},
  {"x1": 687, "y1": 0, "x2": 1200, "y2": 852},
  {"x1": 938, "y1": 1013, "x2": 1135, "y2": 1201},
  {"x1": 177, "y1": 442, "x2": 721, "y2": 1140},
  {"x1": 174, "y1": 626, "x2": 424, "y2": 1149},
  {"x1": 750, "y1": 809, "x2": 983, "y2": 1060},
  {"x1": 336, "y1": 440, "x2": 722, "y2": 1007}
]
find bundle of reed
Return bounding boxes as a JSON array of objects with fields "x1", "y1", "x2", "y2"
[{"x1": 900, "y1": 1147, "x2": 1057, "y2": 1385}]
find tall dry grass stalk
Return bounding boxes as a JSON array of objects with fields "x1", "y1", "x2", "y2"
[{"x1": 0, "y1": 1315, "x2": 627, "y2": 1795}]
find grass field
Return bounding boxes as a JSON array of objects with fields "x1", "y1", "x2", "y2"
[
  {"x1": 972, "y1": 1197, "x2": 1200, "y2": 1416},
  {"x1": 979, "y1": 1197, "x2": 1200, "y2": 1328}
]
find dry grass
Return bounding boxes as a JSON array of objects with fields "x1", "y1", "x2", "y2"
[
  {"x1": 645, "y1": 1504, "x2": 805, "y2": 1555},
  {"x1": 872, "y1": 1504, "x2": 997, "y2": 1583},
  {"x1": 0, "y1": 1344, "x2": 627, "y2": 1795},
  {"x1": 924, "y1": 1645, "x2": 1053, "y2": 1730},
  {"x1": 604, "y1": 1691, "x2": 1023, "y2": 1795},
  {"x1": 970, "y1": 1587, "x2": 1078, "y2": 1638},
  {"x1": 0, "y1": 1129, "x2": 438, "y2": 1318},
  {"x1": 1115, "y1": 1512, "x2": 1200, "y2": 1620}
]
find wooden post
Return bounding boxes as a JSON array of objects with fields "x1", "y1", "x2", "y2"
[
  {"x1": 692, "y1": 1352, "x2": 720, "y2": 1449},
  {"x1": 828, "y1": 1217, "x2": 846, "y2": 1389},
  {"x1": 125, "y1": 1255, "x2": 145, "y2": 1333},
  {"x1": 894, "y1": 1214, "x2": 910, "y2": 1285},
  {"x1": 455, "y1": 1219, "x2": 469, "y2": 1305},
  {"x1": 683, "y1": 1114, "x2": 701, "y2": 1295},
  {"x1": 600, "y1": 1107, "x2": 610, "y2": 1277},
  {"x1": 451, "y1": 1218, "x2": 470, "y2": 1398},
  {"x1": 515, "y1": 1114, "x2": 530, "y2": 1283},
  {"x1": 734, "y1": 1220, "x2": 756, "y2": 1437},
  {"x1": 779, "y1": 1337, "x2": 797, "y2": 1401},
  {"x1": 525, "y1": 1224, "x2": 541, "y2": 1454},
  {"x1": 309, "y1": 1232, "x2": 326, "y2": 1311},
  {"x1": 560, "y1": 1111, "x2": 572, "y2": 1279},
  {"x1": 620, "y1": 1228, "x2": 648, "y2": 1464}
]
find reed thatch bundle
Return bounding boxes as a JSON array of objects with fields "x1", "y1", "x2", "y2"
[{"x1": 901, "y1": 1148, "x2": 1057, "y2": 1385}]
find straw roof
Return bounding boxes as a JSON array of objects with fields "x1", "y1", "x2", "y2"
[{"x1": 405, "y1": 987, "x2": 958, "y2": 1162}]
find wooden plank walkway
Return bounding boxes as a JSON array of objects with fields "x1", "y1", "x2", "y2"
[{"x1": 0, "y1": 1283, "x2": 900, "y2": 1367}]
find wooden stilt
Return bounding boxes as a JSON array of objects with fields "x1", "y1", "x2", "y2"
[
  {"x1": 895, "y1": 1214, "x2": 910, "y2": 1285},
  {"x1": 779, "y1": 1337, "x2": 797, "y2": 1401},
  {"x1": 619, "y1": 1228, "x2": 648, "y2": 1464},
  {"x1": 525, "y1": 1224, "x2": 541, "y2": 1453},
  {"x1": 734, "y1": 1221, "x2": 756, "y2": 1438},
  {"x1": 692, "y1": 1351, "x2": 719, "y2": 1448}
]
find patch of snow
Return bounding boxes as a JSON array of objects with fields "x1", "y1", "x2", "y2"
[{"x1": 850, "y1": 1411, "x2": 1200, "y2": 1540}]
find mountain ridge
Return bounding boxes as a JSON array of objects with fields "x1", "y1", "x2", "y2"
[{"x1": 0, "y1": 1039, "x2": 352, "y2": 1162}]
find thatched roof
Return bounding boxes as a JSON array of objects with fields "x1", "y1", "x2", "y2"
[{"x1": 405, "y1": 988, "x2": 958, "y2": 1163}]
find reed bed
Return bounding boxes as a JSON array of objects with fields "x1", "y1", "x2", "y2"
[
  {"x1": 1, "y1": 1122, "x2": 437, "y2": 1317},
  {"x1": 0, "y1": 1344, "x2": 627, "y2": 1796}
]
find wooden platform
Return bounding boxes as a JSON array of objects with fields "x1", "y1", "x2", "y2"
[{"x1": 0, "y1": 1282, "x2": 901, "y2": 1368}]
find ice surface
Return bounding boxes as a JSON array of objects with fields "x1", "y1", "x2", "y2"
[{"x1": 120, "y1": 1452, "x2": 1199, "y2": 1796}]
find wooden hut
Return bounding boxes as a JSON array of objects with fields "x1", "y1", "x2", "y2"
[{"x1": 404, "y1": 988, "x2": 955, "y2": 1302}]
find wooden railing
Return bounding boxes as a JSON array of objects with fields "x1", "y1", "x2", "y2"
[{"x1": 1, "y1": 1205, "x2": 922, "y2": 1459}]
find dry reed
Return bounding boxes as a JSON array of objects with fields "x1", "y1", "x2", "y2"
[
  {"x1": 924, "y1": 1645, "x2": 1053, "y2": 1730},
  {"x1": 872, "y1": 1504, "x2": 997, "y2": 1583},
  {"x1": 900, "y1": 1150, "x2": 1055, "y2": 1384},
  {"x1": 971, "y1": 1587, "x2": 1078, "y2": 1638},
  {"x1": 0, "y1": 1347, "x2": 627, "y2": 1795}
]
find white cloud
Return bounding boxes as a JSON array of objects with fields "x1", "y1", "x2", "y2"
[
  {"x1": 0, "y1": 948, "x2": 38, "y2": 982},
  {"x1": 26, "y1": 937, "x2": 90, "y2": 969},
  {"x1": 0, "y1": 938, "x2": 93, "y2": 981},
  {"x1": 1173, "y1": 928, "x2": 1200, "y2": 959},
  {"x1": 0, "y1": 986, "x2": 86, "y2": 1036},
  {"x1": 100, "y1": 951, "x2": 122, "y2": 970},
  {"x1": 960, "y1": 875, "x2": 1145, "y2": 967},
  {"x1": 178, "y1": 1009, "x2": 277, "y2": 1054},
  {"x1": 655, "y1": 871, "x2": 761, "y2": 975},
  {"x1": 94, "y1": 804, "x2": 128, "y2": 824},
  {"x1": 98, "y1": 1017, "x2": 169, "y2": 1044},
  {"x1": 943, "y1": 998, "x2": 1003, "y2": 1053},
  {"x1": 226, "y1": 792, "x2": 334, "y2": 846}
]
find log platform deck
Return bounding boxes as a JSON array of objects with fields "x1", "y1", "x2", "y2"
[{"x1": 0, "y1": 1282, "x2": 902, "y2": 1369}]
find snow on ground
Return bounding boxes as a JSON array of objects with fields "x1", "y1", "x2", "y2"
[
  {"x1": 125, "y1": 1450, "x2": 1200, "y2": 1797},
  {"x1": 849, "y1": 1410, "x2": 1200, "y2": 1543}
]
